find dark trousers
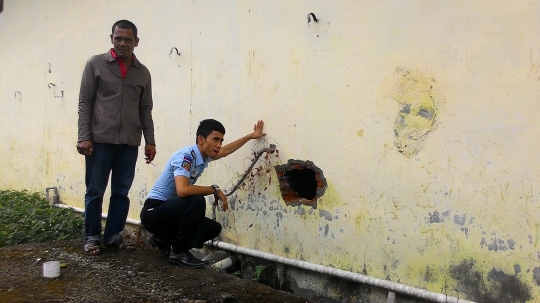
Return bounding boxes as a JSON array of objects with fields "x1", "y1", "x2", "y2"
[
  {"x1": 84, "y1": 143, "x2": 138, "y2": 242},
  {"x1": 140, "y1": 195, "x2": 222, "y2": 252}
]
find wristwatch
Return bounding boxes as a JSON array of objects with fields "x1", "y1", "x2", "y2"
[{"x1": 211, "y1": 185, "x2": 220, "y2": 195}]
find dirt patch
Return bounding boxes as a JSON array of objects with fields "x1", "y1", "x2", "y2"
[{"x1": 0, "y1": 238, "x2": 310, "y2": 303}]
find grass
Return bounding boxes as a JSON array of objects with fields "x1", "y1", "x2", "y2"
[{"x1": 0, "y1": 190, "x2": 84, "y2": 248}]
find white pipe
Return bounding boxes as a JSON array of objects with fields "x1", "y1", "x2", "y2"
[
  {"x1": 211, "y1": 256, "x2": 237, "y2": 270},
  {"x1": 53, "y1": 203, "x2": 476, "y2": 303},
  {"x1": 202, "y1": 250, "x2": 230, "y2": 264},
  {"x1": 205, "y1": 240, "x2": 476, "y2": 303},
  {"x1": 52, "y1": 203, "x2": 141, "y2": 225}
]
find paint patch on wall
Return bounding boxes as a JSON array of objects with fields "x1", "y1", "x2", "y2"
[{"x1": 383, "y1": 67, "x2": 444, "y2": 157}]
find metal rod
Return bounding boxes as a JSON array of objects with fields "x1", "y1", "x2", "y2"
[{"x1": 224, "y1": 144, "x2": 276, "y2": 197}]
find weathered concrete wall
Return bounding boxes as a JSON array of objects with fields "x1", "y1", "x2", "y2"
[{"x1": 1, "y1": 1, "x2": 540, "y2": 301}]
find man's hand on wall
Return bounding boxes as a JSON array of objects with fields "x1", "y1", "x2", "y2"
[{"x1": 249, "y1": 120, "x2": 266, "y2": 139}]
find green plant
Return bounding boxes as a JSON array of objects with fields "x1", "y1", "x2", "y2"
[
  {"x1": 253, "y1": 265, "x2": 266, "y2": 281},
  {"x1": 0, "y1": 190, "x2": 84, "y2": 247}
]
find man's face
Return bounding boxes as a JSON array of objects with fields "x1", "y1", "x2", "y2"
[
  {"x1": 198, "y1": 131, "x2": 224, "y2": 159},
  {"x1": 110, "y1": 26, "x2": 139, "y2": 60}
]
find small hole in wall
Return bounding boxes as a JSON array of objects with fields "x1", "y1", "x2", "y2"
[{"x1": 274, "y1": 159, "x2": 326, "y2": 208}]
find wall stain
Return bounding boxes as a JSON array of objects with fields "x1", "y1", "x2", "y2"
[
  {"x1": 449, "y1": 259, "x2": 531, "y2": 303},
  {"x1": 453, "y1": 214, "x2": 467, "y2": 226},
  {"x1": 533, "y1": 267, "x2": 540, "y2": 286},
  {"x1": 319, "y1": 209, "x2": 333, "y2": 221},
  {"x1": 428, "y1": 210, "x2": 443, "y2": 223},
  {"x1": 246, "y1": 49, "x2": 266, "y2": 80},
  {"x1": 528, "y1": 48, "x2": 540, "y2": 81},
  {"x1": 480, "y1": 231, "x2": 515, "y2": 252}
]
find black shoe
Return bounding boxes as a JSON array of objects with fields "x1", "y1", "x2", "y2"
[
  {"x1": 168, "y1": 251, "x2": 207, "y2": 268},
  {"x1": 185, "y1": 250, "x2": 209, "y2": 266},
  {"x1": 147, "y1": 235, "x2": 171, "y2": 257}
]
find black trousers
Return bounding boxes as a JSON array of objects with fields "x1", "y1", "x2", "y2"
[{"x1": 140, "y1": 195, "x2": 221, "y2": 253}]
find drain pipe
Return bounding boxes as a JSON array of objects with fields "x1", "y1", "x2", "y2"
[
  {"x1": 46, "y1": 187, "x2": 141, "y2": 225},
  {"x1": 202, "y1": 250, "x2": 230, "y2": 264},
  {"x1": 211, "y1": 256, "x2": 237, "y2": 271},
  {"x1": 204, "y1": 240, "x2": 476, "y2": 303},
  {"x1": 52, "y1": 203, "x2": 141, "y2": 225}
]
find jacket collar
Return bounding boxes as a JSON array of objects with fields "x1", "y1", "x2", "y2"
[{"x1": 105, "y1": 48, "x2": 141, "y2": 68}]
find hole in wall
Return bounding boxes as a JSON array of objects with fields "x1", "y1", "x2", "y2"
[{"x1": 274, "y1": 159, "x2": 326, "y2": 208}]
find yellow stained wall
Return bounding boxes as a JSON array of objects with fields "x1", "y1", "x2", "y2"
[{"x1": 1, "y1": 0, "x2": 540, "y2": 301}]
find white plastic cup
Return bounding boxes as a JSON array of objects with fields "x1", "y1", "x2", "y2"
[{"x1": 43, "y1": 261, "x2": 61, "y2": 278}]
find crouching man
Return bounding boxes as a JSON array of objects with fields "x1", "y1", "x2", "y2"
[{"x1": 140, "y1": 119, "x2": 266, "y2": 268}]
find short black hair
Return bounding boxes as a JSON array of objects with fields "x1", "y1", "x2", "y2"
[
  {"x1": 196, "y1": 119, "x2": 225, "y2": 143},
  {"x1": 112, "y1": 20, "x2": 138, "y2": 38}
]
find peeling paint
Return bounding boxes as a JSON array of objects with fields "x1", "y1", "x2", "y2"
[
  {"x1": 453, "y1": 214, "x2": 467, "y2": 226},
  {"x1": 382, "y1": 67, "x2": 444, "y2": 157},
  {"x1": 319, "y1": 209, "x2": 333, "y2": 221},
  {"x1": 428, "y1": 210, "x2": 443, "y2": 223},
  {"x1": 480, "y1": 232, "x2": 515, "y2": 252},
  {"x1": 514, "y1": 264, "x2": 521, "y2": 275},
  {"x1": 533, "y1": 267, "x2": 540, "y2": 286},
  {"x1": 276, "y1": 212, "x2": 283, "y2": 228}
]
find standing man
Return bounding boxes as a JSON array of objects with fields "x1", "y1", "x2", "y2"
[
  {"x1": 140, "y1": 119, "x2": 265, "y2": 268},
  {"x1": 77, "y1": 20, "x2": 156, "y2": 256}
]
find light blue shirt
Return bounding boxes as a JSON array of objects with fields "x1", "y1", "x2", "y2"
[{"x1": 148, "y1": 144, "x2": 213, "y2": 201}]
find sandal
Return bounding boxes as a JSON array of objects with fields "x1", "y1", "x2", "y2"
[
  {"x1": 147, "y1": 235, "x2": 171, "y2": 257},
  {"x1": 84, "y1": 240, "x2": 103, "y2": 256},
  {"x1": 105, "y1": 237, "x2": 136, "y2": 251}
]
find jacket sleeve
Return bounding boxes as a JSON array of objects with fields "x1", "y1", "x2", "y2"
[
  {"x1": 140, "y1": 72, "x2": 155, "y2": 145},
  {"x1": 77, "y1": 59, "x2": 97, "y2": 142}
]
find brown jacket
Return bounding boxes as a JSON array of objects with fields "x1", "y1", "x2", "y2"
[{"x1": 77, "y1": 50, "x2": 155, "y2": 146}]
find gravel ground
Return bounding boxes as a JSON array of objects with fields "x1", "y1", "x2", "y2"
[{"x1": 0, "y1": 238, "x2": 311, "y2": 303}]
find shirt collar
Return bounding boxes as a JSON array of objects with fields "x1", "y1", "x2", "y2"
[
  {"x1": 191, "y1": 144, "x2": 208, "y2": 167},
  {"x1": 106, "y1": 49, "x2": 141, "y2": 68}
]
